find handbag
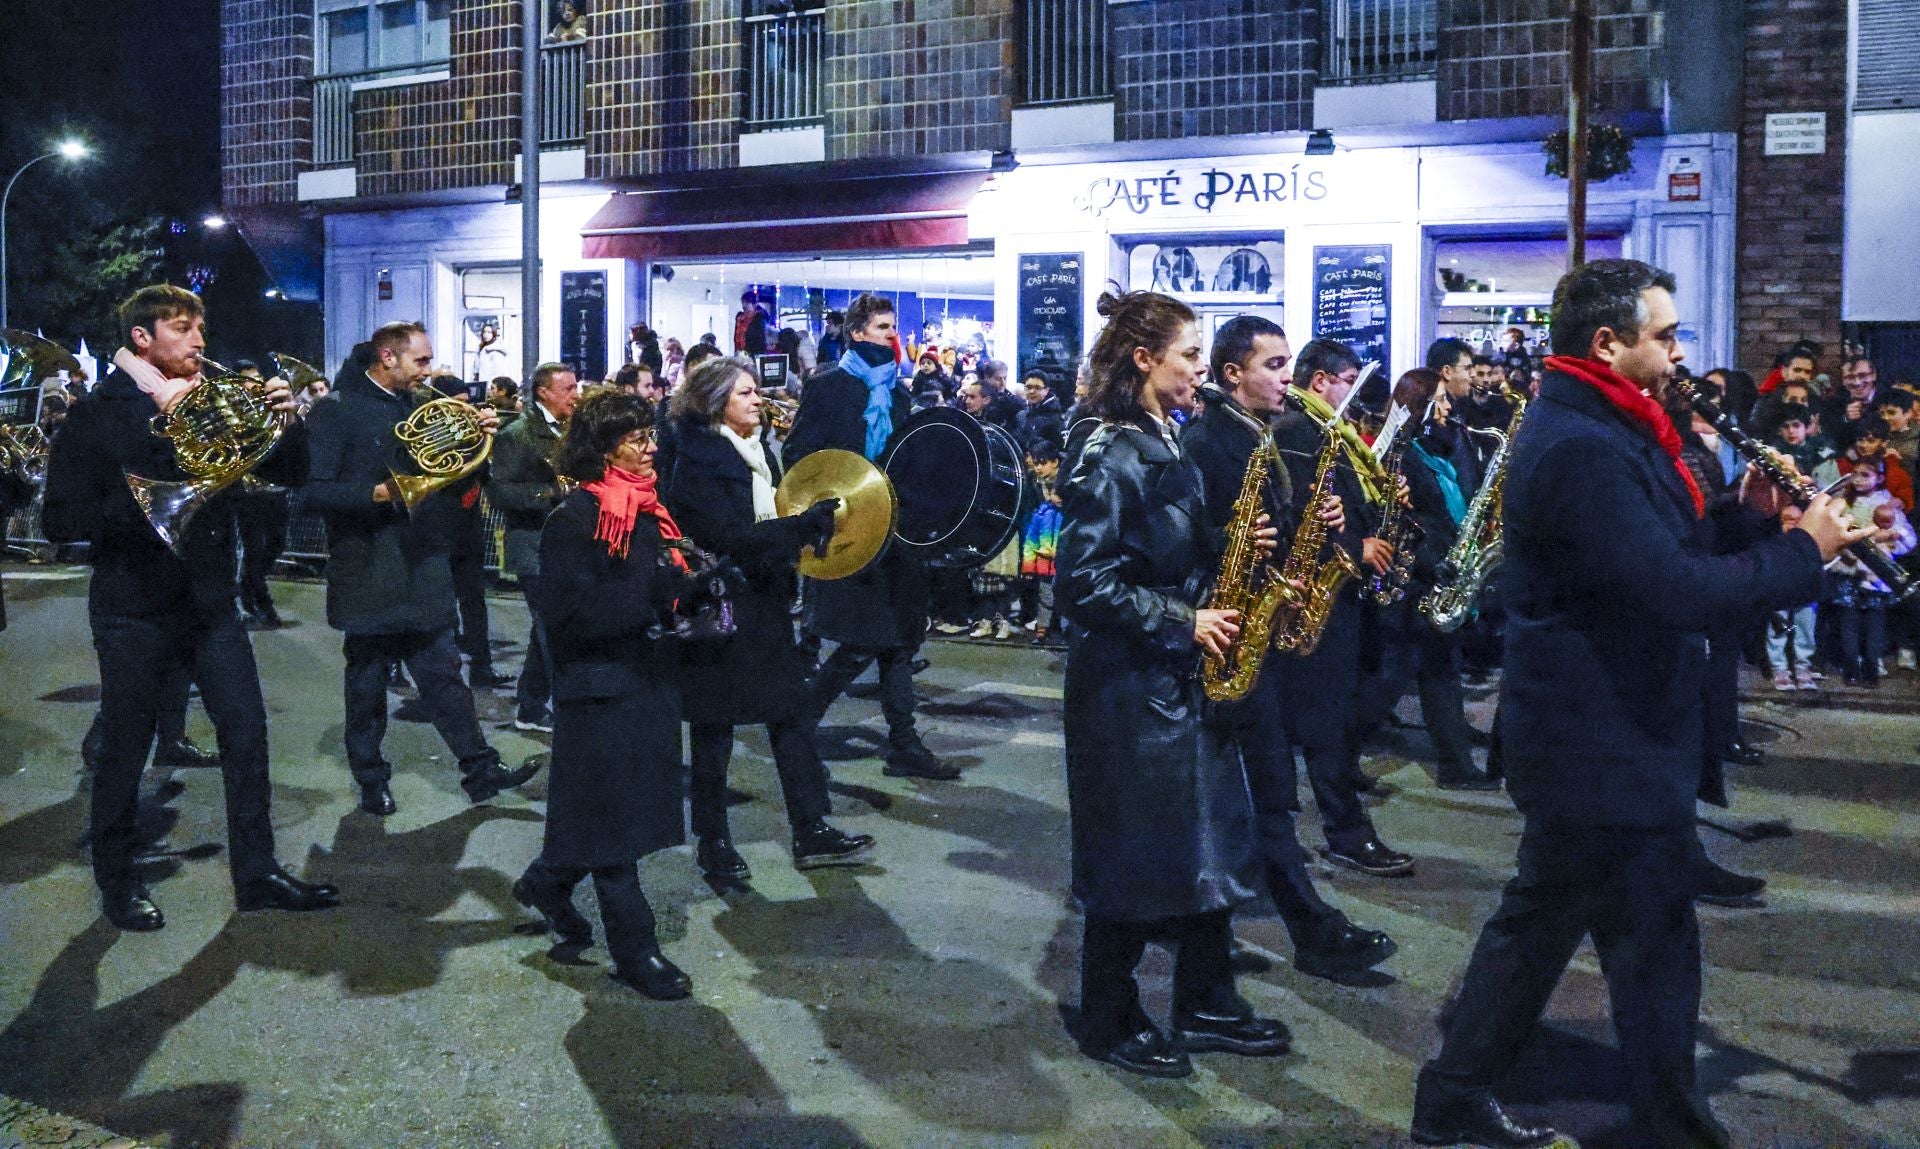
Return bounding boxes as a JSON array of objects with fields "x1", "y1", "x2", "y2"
[{"x1": 659, "y1": 539, "x2": 740, "y2": 644}]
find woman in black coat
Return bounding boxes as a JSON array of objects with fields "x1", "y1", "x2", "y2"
[
  {"x1": 663, "y1": 356, "x2": 873, "y2": 883},
  {"x1": 1056, "y1": 291, "x2": 1287, "y2": 1080},
  {"x1": 510, "y1": 390, "x2": 699, "y2": 1000}
]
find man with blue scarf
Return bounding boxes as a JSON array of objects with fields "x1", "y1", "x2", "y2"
[{"x1": 783, "y1": 293, "x2": 958, "y2": 781}]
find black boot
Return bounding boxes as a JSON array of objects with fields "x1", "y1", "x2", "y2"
[
  {"x1": 1080, "y1": 1023, "x2": 1192, "y2": 1078},
  {"x1": 1292, "y1": 913, "x2": 1397, "y2": 981},
  {"x1": 1411, "y1": 1070, "x2": 1557, "y2": 1148},
  {"x1": 696, "y1": 836, "x2": 752, "y2": 883},
  {"x1": 103, "y1": 884, "x2": 165, "y2": 931}
]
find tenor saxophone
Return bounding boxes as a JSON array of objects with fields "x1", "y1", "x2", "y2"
[
  {"x1": 1200, "y1": 407, "x2": 1299, "y2": 702},
  {"x1": 1272, "y1": 420, "x2": 1362, "y2": 656},
  {"x1": 1420, "y1": 395, "x2": 1526, "y2": 632}
]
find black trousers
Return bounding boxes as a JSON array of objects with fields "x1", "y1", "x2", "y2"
[
  {"x1": 451, "y1": 547, "x2": 492, "y2": 668},
  {"x1": 1224, "y1": 677, "x2": 1340, "y2": 941},
  {"x1": 1080, "y1": 909, "x2": 1239, "y2": 1047},
  {"x1": 1427, "y1": 822, "x2": 1723, "y2": 1147},
  {"x1": 810, "y1": 643, "x2": 918, "y2": 749},
  {"x1": 236, "y1": 491, "x2": 288, "y2": 616},
  {"x1": 84, "y1": 659, "x2": 192, "y2": 762},
  {"x1": 522, "y1": 856, "x2": 657, "y2": 965},
  {"x1": 89, "y1": 611, "x2": 276, "y2": 890},
  {"x1": 514, "y1": 576, "x2": 552, "y2": 722},
  {"x1": 689, "y1": 719, "x2": 831, "y2": 840},
  {"x1": 342, "y1": 627, "x2": 498, "y2": 785}
]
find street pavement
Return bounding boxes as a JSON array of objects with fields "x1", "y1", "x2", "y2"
[{"x1": 1, "y1": 566, "x2": 1917, "y2": 1148}]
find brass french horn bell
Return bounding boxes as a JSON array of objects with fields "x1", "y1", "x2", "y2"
[
  {"x1": 774, "y1": 448, "x2": 896, "y2": 580},
  {"x1": 124, "y1": 355, "x2": 288, "y2": 551},
  {"x1": 270, "y1": 351, "x2": 327, "y2": 393},
  {"x1": 389, "y1": 396, "x2": 495, "y2": 512}
]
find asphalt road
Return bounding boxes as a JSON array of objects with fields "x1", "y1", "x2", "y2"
[{"x1": 1, "y1": 568, "x2": 1916, "y2": 1148}]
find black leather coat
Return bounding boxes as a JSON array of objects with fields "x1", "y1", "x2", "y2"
[
  {"x1": 1056, "y1": 420, "x2": 1258, "y2": 922},
  {"x1": 664, "y1": 419, "x2": 818, "y2": 726}
]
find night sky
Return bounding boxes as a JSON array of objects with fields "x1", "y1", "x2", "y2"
[{"x1": 0, "y1": 1, "x2": 314, "y2": 358}]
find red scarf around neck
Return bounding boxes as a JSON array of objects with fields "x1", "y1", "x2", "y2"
[
  {"x1": 1546, "y1": 355, "x2": 1704, "y2": 518},
  {"x1": 580, "y1": 464, "x2": 689, "y2": 566}
]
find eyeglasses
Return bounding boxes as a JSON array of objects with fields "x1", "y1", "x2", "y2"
[{"x1": 620, "y1": 428, "x2": 655, "y2": 448}]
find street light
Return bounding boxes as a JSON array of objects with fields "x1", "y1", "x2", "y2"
[
  {"x1": 2, "y1": 138, "x2": 91, "y2": 330},
  {"x1": 202, "y1": 214, "x2": 228, "y2": 231}
]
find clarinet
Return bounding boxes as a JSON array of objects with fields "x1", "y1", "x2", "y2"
[{"x1": 1673, "y1": 377, "x2": 1916, "y2": 602}]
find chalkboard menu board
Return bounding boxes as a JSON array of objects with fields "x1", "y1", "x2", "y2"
[
  {"x1": 559, "y1": 271, "x2": 608, "y2": 384},
  {"x1": 1311, "y1": 245, "x2": 1391, "y2": 372},
  {"x1": 1016, "y1": 253, "x2": 1082, "y2": 393}
]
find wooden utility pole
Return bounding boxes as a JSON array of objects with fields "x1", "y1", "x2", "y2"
[{"x1": 1567, "y1": 0, "x2": 1592, "y2": 267}]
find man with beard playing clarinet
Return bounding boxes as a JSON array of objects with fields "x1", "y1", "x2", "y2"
[
  {"x1": 1181, "y1": 315, "x2": 1397, "y2": 981},
  {"x1": 1410, "y1": 259, "x2": 1871, "y2": 1148}
]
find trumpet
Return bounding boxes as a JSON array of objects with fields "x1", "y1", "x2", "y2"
[
  {"x1": 388, "y1": 397, "x2": 495, "y2": 512},
  {"x1": 125, "y1": 355, "x2": 290, "y2": 551}
]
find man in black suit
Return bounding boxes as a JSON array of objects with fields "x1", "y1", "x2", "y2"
[
  {"x1": 303, "y1": 321, "x2": 538, "y2": 817},
  {"x1": 41, "y1": 284, "x2": 340, "y2": 930},
  {"x1": 783, "y1": 292, "x2": 956, "y2": 780},
  {"x1": 1410, "y1": 260, "x2": 1868, "y2": 1148},
  {"x1": 487, "y1": 362, "x2": 578, "y2": 732}
]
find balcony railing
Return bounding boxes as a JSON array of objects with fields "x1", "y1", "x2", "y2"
[
  {"x1": 542, "y1": 40, "x2": 586, "y2": 145},
  {"x1": 313, "y1": 73, "x2": 356, "y2": 166},
  {"x1": 744, "y1": 6, "x2": 825, "y2": 129},
  {"x1": 1323, "y1": 0, "x2": 1438, "y2": 84},
  {"x1": 1018, "y1": 0, "x2": 1111, "y2": 106}
]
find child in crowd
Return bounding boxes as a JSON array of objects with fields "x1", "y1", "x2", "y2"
[
  {"x1": 1016, "y1": 441, "x2": 1063, "y2": 645},
  {"x1": 1768, "y1": 505, "x2": 1820, "y2": 692},
  {"x1": 1846, "y1": 418, "x2": 1914, "y2": 510},
  {"x1": 1881, "y1": 389, "x2": 1920, "y2": 483},
  {"x1": 1771, "y1": 403, "x2": 1836, "y2": 486},
  {"x1": 1827, "y1": 458, "x2": 1918, "y2": 685}
]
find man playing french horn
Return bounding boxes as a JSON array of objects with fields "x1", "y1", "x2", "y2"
[
  {"x1": 42, "y1": 284, "x2": 340, "y2": 931},
  {"x1": 304, "y1": 320, "x2": 536, "y2": 818}
]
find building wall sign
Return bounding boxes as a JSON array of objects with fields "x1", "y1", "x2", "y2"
[
  {"x1": 1312, "y1": 245, "x2": 1392, "y2": 371},
  {"x1": 1075, "y1": 164, "x2": 1331, "y2": 218},
  {"x1": 1764, "y1": 112, "x2": 1827, "y2": 156}
]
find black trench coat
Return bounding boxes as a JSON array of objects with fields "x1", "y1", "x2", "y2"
[
  {"x1": 663, "y1": 420, "x2": 818, "y2": 726},
  {"x1": 1056, "y1": 420, "x2": 1258, "y2": 922},
  {"x1": 534, "y1": 491, "x2": 693, "y2": 868}
]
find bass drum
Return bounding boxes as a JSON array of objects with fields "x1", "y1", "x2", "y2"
[{"x1": 882, "y1": 407, "x2": 1030, "y2": 569}]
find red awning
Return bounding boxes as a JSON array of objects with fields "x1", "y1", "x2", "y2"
[{"x1": 581, "y1": 171, "x2": 987, "y2": 261}]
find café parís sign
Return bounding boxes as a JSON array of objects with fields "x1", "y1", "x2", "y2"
[{"x1": 1074, "y1": 163, "x2": 1332, "y2": 218}]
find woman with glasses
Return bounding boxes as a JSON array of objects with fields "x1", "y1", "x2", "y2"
[{"x1": 510, "y1": 390, "x2": 700, "y2": 999}]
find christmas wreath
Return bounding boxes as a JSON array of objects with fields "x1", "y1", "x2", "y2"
[{"x1": 1544, "y1": 123, "x2": 1635, "y2": 181}]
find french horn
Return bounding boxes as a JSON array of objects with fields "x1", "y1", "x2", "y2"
[
  {"x1": 0, "y1": 329, "x2": 79, "y2": 487},
  {"x1": 389, "y1": 396, "x2": 495, "y2": 512},
  {"x1": 124, "y1": 355, "x2": 290, "y2": 551}
]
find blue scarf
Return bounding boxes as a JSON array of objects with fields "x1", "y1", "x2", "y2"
[
  {"x1": 1411, "y1": 440, "x2": 1468, "y2": 525},
  {"x1": 839, "y1": 345, "x2": 899, "y2": 461}
]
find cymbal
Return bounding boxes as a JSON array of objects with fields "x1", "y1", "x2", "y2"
[{"x1": 775, "y1": 448, "x2": 896, "y2": 580}]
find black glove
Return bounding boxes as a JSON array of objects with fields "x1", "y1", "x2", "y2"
[{"x1": 798, "y1": 497, "x2": 840, "y2": 558}]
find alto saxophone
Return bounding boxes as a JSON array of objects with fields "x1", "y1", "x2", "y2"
[
  {"x1": 1420, "y1": 395, "x2": 1526, "y2": 632},
  {"x1": 1200, "y1": 404, "x2": 1299, "y2": 702},
  {"x1": 1272, "y1": 419, "x2": 1362, "y2": 656}
]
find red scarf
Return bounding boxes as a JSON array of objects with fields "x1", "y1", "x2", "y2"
[
  {"x1": 580, "y1": 465, "x2": 689, "y2": 567},
  {"x1": 1546, "y1": 355, "x2": 1705, "y2": 518}
]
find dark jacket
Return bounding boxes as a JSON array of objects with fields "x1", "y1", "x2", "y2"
[
  {"x1": 1018, "y1": 394, "x2": 1066, "y2": 453},
  {"x1": 782, "y1": 361, "x2": 925, "y2": 649},
  {"x1": 487, "y1": 404, "x2": 566, "y2": 578},
  {"x1": 1182, "y1": 392, "x2": 1290, "y2": 544},
  {"x1": 1056, "y1": 420, "x2": 1258, "y2": 921},
  {"x1": 981, "y1": 387, "x2": 1026, "y2": 436},
  {"x1": 0, "y1": 459, "x2": 31, "y2": 631},
  {"x1": 1500, "y1": 369, "x2": 1825, "y2": 829},
  {"x1": 664, "y1": 420, "x2": 819, "y2": 726},
  {"x1": 535, "y1": 490, "x2": 692, "y2": 868},
  {"x1": 42, "y1": 368, "x2": 310, "y2": 621},
  {"x1": 302, "y1": 372, "x2": 456, "y2": 635}
]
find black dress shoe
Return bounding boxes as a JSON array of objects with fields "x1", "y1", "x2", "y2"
[
  {"x1": 1411, "y1": 1077, "x2": 1557, "y2": 1148},
  {"x1": 696, "y1": 836, "x2": 752, "y2": 882},
  {"x1": 884, "y1": 743, "x2": 960, "y2": 780},
  {"x1": 1323, "y1": 836, "x2": 1416, "y2": 877},
  {"x1": 469, "y1": 666, "x2": 515, "y2": 689},
  {"x1": 793, "y1": 822, "x2": 875, "y2": 870},
  {"x1": 612, "y1": 950, "x2": 692, "y2": 1000},
  {"x1": 359, "y1": 782, "x2": 396, "y2": 816},
  {"x1": 103, "y1": 885, "x2": 165, "y2": 932},
  {"x1": 463, "y1": 758, "x2": 543, "y2": 803},
  {"x1": 1172, "y1": 1009, "x2": 1291, "y2": 1056},
  {"x1": 1435, "y1": 767, "x2": 1502, "y2": 792},
  {"x1": 1724, "y1": 740, "x2": 1765, "y2": 766},
  {"x1": 1082, "y1": 1026, "x2": 1192, "y2": 1078},
  {"x1": 1293, "y1": 916, "x2": 1397, "y2": 981},
  {"x1": 1695, "y1": 858, "x2": 1766, "y2": 907},
  {"x1": 512, "y1": 872, "x2": 593, "y2": 945},
  {"x1": 236, "y1": 868, "x2": 341, "y2": 913},
  {"x1": 153, "y1": 737, "x2": 220, "y2": 770},
  {"x1": 909, "y1": 657, "x2": 931, "y2": 674}
]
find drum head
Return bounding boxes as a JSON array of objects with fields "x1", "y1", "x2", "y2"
[{"x1": 884, "y1": 408, "x2": 985, "y2": 550}]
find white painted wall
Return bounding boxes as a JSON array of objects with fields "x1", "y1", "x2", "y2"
[{"x1": 1844, "y1": 110, "x2": 1920, "y2": 322}]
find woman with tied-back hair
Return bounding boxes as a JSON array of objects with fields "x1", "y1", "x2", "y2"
[{"x1": 1054, "y1": 289, "x2": 1288, "y2": 1079}]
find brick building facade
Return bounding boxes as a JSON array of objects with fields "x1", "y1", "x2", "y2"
[{"x1": 1735, "y1": 0, "x2": 1849, "y2": 371}]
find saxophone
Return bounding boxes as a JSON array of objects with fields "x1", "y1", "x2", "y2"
[
  {"x1": 1420, "y1": 395, "x2": 1526, "y2": 632},
  {"x1": 1272, "y1": 420, "x2": 1362, "y2": 656},
  {"x1": 1200, "y1": 408, "x2": 1299, "y2": 702},
  {"x1": 1363, "y1": 428, "x2": 1423, "y2": 605}
]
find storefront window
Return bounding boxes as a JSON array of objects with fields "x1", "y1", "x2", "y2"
[
  {"x1": 1431, "y1": 234, "x2": 1622, "y2": 353},
  {"x1": 460, "y1": 266, "x2": 521, "y2": 385}
]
